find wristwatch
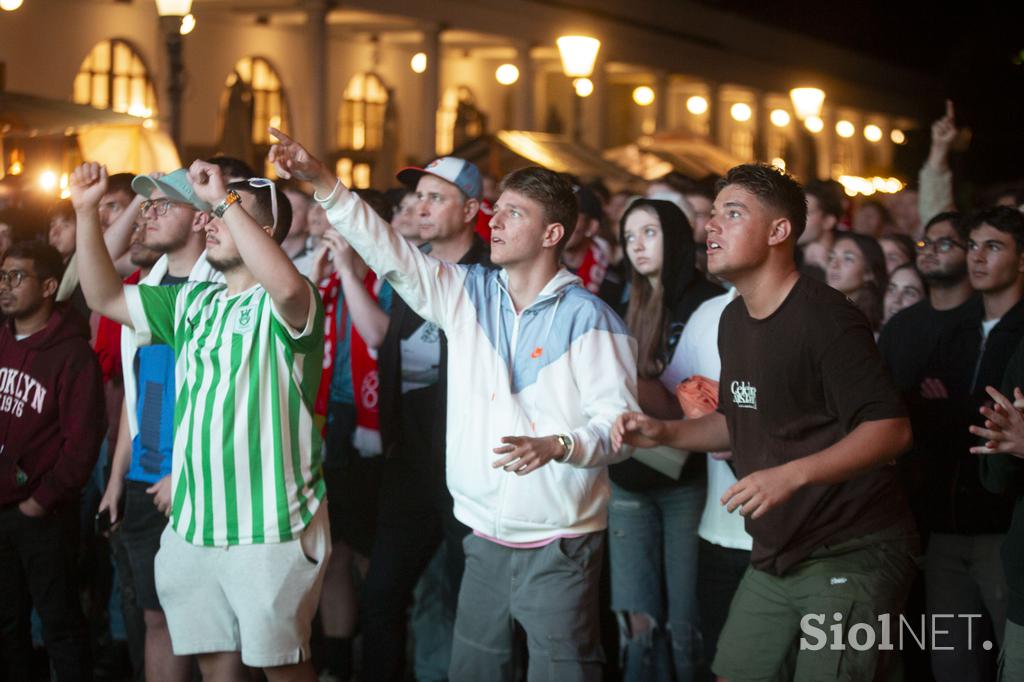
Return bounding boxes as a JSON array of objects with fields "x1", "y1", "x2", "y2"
[
  {"x1": 212, "y1": 190, "x2": 241, "y2": 218},
  {"x1": 555, "y1": 433, "x2": 574, "y2": 463}
]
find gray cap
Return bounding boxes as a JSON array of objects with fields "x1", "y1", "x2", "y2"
[{"x1": 131, "y1": 168, "x2": 211, "y2": 211}]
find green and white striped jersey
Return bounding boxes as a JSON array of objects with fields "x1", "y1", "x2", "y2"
[{"x1": 125, "y1": 280, "x2": 326, "y2": 546}]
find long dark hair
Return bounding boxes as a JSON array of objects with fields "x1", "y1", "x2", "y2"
[
  {"x1": 835, "y1": 232, "x2": 888, "y2": 331},
  {"x1": 620, "y1": 199, "x2": 698, "y2": 378}
]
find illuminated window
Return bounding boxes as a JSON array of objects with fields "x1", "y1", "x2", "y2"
[
  {"x1": 338, "y1": 73, "x2": 389, "y2": 152},
  {"x1": 73, "y1": 39, "x2": 157, "y2": 116},
  {"x1": 221, "y1": 57, "x2": 290, "y2": 145},
  {"x1": 437, "y1": 86, "x2": 485, "y2": 156},
  {"x1": 335, "y1": 158, "x2": 372, "y2": 189}
]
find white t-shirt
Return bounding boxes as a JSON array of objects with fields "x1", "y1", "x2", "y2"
[{"x1": 663, "y1": 288, "x2": 753, "y2": 551}]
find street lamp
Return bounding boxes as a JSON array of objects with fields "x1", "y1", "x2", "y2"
[
  {"x1": 154, "y1": 0, "x2": 192, "y2": 153},
  {"x1": 556, "y1": 35, "x2": 600, "y2": 142},
  {"x1": 789, "y1": 87, "x2": 825, "y2": 121}
]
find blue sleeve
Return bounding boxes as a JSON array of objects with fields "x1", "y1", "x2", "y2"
[{"x1": 378, "y1": 281, "x2": 394, "y2": 315}]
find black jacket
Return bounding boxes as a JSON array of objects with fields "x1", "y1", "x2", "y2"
[
  {"x1": 922, "y1": 296, "x2": 1024, "y2": 535},
  {"x1": 979, "y1": 339, "x2": 1024, "y2": 624},
  {"x1": 377, "y1": 235, "x2": 492, "y2": 467}
]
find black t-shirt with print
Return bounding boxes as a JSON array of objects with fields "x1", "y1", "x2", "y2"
[{"x1": 717, "y1": 275, "x2": 911, "y2": 576}]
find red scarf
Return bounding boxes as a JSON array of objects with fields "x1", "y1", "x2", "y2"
[
  {"x1": 316, "y1": 271, "x2": 382, "y2": 453},
  {"x1": 576, "y1": 239, "x2": 609, "y2": 294}
]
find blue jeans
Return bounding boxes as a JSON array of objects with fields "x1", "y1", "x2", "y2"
[{"x1": 608, "y1": 478, "x2": 705, "y2": 682}]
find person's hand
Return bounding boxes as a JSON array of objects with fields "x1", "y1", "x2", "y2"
[
  {"x1": 920, "y1": 377, "x2": 949, "y2": 400},
  {"x1": 17, "y1": 497, "x2": 46, "y2": 518},
  {"x1": 970, "y1": 386, "x2": 1024, "y2": 458},
  {"x1": 492, "y1": 436, "x2": 564, "y2": 475},
  {"x1": 146, "y1": 475, "x2": 173, "y2": 517},
  {"x1": 98, "y1": 477, "x2": 124, "y2": 530},
  {"x1": 321, "y1": 229, "x2": 357, "y2": 274},
  {"x1": 611, "y1": 411, "x2": 664, "y2": 451},
  {"x1": 721, "y1": 464, "x2": 801, "y2": 520},
  {"x1": 268, "y1": 128, "x2": 326, "y2": 183},
  {"x1": 69, "y1": 162, "x2": 109, "y2": 210},
  {"x1": 187, "y1": 160, "x2": 228, "y2": 207},
  {"x1": 931, "y1": 99, "x2": 957, "y2": 150},
  {"x1": 310, "y1": 243, "x2": 332, "y2": 284}
]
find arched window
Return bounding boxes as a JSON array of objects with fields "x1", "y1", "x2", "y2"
[
  {"x1": 436, "y1": 86, "x2": 485, "y2": 156},
  {"x1": 337, "y1": 72, "x2": 389, "y2": 152},
  {"x1": 221, "y1": 57, "x2": 290, "y2": 146},
  {"x1": 73, "y1": 39, "x2": 157, "y2": 116}
]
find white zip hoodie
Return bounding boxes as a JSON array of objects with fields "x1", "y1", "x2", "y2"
[{"x1": 320, "y1": 184, "x2": 639, "y2": 543}]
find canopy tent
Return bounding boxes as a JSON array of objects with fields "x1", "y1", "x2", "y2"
[
  {"x1": 604, "y1": 130, "x2": 745, "y2": 180},
  {"x1": 453, "y1": 130, "x2": 645, "y2": 191},
  {"x1": 1, "y1": 91, "x2": 180, "y2": 175}
]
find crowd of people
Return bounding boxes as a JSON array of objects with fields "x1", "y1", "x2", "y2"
[{"x1": 1, "y1": 96, "x2": 1024, "y2": 682}]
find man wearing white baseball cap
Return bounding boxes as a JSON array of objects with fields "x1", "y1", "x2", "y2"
[{"x1": 354, "y1": 155, "x2": 491, "y2": 681}]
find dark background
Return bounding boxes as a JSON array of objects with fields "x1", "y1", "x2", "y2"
[{"x1": 700, "y1": 1, "x2": 1024, "y2": 192}]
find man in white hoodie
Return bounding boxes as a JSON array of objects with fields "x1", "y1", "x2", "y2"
[{"x1": 269, "y1": 129, "x2": 638, "y2": 681}]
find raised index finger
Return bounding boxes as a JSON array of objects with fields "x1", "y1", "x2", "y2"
[
  {"x1": 945, "y1": 99, "x2": 954, "y2": 121},
  {"x1": 269, "y1": 127, "x2": 295, "y2": 145}
]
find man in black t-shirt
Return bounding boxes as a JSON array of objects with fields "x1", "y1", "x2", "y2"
[{"x1": 614, "y1": 163, "x2": 918, "y2": 680}]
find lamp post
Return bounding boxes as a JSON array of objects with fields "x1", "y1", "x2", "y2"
[
  {"x1": 556, "y1": 35, "x2": 600, "y2": 143},
  {"x1": 154, "y1": 0, "x2": 192, "y2": 153}
]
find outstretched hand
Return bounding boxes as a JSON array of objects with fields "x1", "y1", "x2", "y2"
[
  {"x1": 69, "y1": 162, "x2": 109, "y2": 210},
  {"x1": 611, "y1": 411, "x2": 664, "y2": 451},
  {"x1": 970, "y1": 385, "x2": 1024, "y2": 458},
  {"x1": 268, "y1": 127, "x2": 327, "y2": 183},
  {"x1": 721, "y1": 464, "x2": 801, "y2": 520},
  {"x1": 492, "y1": 436, "x2": 563, "y2": 476}
]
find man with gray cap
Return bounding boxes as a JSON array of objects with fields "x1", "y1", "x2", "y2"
[
  {"x1": 92, "y1": 168, "x2": 211, "y2": 682},
  {"x1": 357, "y1": 156, "x2": 491, "y2": 682}
]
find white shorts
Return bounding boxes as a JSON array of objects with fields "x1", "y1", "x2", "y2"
[{"x1": 153, "y1": 502, "x2": 331, "y2": 667}]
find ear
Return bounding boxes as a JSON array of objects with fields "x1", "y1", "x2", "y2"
[
  {"x1": 767, "y1": 217, "x2": 793, "y2": 247},
  {"x1": 585, "y1": 217, "x2": 600, "y2": 238},
  {"x1": 41, "y1": 276, "x2": 59, "y2": 299},
  {"x1": 463, "y1": 198, "x2": 480, "y2": 224},
  {"x1": 192, "y1": 211, "x2": 210, "y2": 232},
  {"x1": 543, "y1": 222, "x2": 565, "y2": 250},
  {"x1": 823, "y1": 215, "x2": 838, "y2": 232}
]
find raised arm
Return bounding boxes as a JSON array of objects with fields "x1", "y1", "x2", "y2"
[
  {"x1": 321, "y1": 230, "x2": 389, "y2": 348},
  {"x1": 918, "y1": 99, "x2": 957, "y2": 233},
  {"x1": 70, "y1": 163, "x2": 132, "y2": 327},
  {"x1": 268, "y1": 128, "x2": 460, "y2": 329},
  {"x1": 104, "y1": 193, "x2": 145, "y2": 276},
  {"x1": 187, "y1": 160, "x2": 312, "y2": 331}
]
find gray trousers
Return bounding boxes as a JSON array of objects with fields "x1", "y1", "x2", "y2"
[
  {"x1": 449, "y1": 532, "x2": 605, "y2": 682},
  {"x1": 925, "y1": 532, "x2": 1008, "y2": 682}
]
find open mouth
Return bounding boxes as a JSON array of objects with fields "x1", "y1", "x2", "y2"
[{"x1": 707, "y1": 240, "x2": 722, "y2": 252}]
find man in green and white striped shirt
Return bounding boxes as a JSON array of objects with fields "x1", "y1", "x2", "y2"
[{"x1": 71, "y1": 160, "x2": 328, "y2": 682}]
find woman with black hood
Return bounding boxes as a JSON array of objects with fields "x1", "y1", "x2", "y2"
[{"x1": 608, "y1": 199, "x2": 722, "y2": 681}]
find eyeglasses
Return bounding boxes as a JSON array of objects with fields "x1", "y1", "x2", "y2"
[
  {"x1": 246, "y1": 178, "x2": 278, "y2": 233},
  {"x1": 0, "y1": 269, "x2": 38, "y2": 289},
  {"x1": 915, "y1": 237, "x2": 965, "y2": 254},
  {"x1": 140, "y1": 198, "x2": 189, "y2": 217}
]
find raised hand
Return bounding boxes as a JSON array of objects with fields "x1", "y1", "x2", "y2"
[
  {"x1": 321, "y1": 229, "x2": 356, "y2": 274},
  {"x1": 611, "y1": 411, "x2": 664, "y2": 451},
  {"x1": 69, "y1": 162, "x2": 109, "y2": 210},
  {"x1": 187, "y1": 159, "x2": 228, "y2": 207},
  {"x1": 970, "y1": 385, "x2": 1024, "y2": 458},
  {"x1": 931, "y1": 99, "x2": 957, "y2": 149},
  {"x1": 268, "y1": 127, "x2": 326, "y2": 183}
]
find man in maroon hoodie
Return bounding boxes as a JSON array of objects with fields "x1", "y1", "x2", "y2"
[{"x1": 0, "y1": 239, "x2": 106, "y2": 682}]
